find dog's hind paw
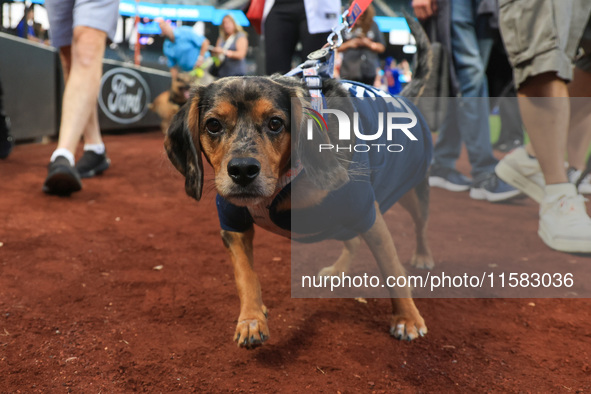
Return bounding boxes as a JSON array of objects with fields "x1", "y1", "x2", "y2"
[
  {"x1": 389, "y1": 314, "x2": 428, "y2": 341},
  {"x1": 410, "y1": 253, "x2": 434, "y2": 270},
  {"x1": 234, "y1": 314, "x2": 269, "y2": 349}
]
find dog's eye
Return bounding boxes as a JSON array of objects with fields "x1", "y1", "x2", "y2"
[
  {"x1": 268, "y1": 117, "x2": 284, "y2": 133},
  {"x1": 205, "y1": 119, "x2": 223, "y2": 134}
]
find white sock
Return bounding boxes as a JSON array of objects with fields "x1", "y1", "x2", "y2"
[
  {"x1": 50, "y1": 148, "x2": 75, "y2": 166},
  {"x1": 545, "y1": 183, "x2": 577, "y2": 198},
  {"x1": 83, "y1": 143, "x2": 105, "y2": 155}
]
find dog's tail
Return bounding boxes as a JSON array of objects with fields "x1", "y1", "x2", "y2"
[{"x1": 399, "y1": 11, "x2": 432, "y2": 100}]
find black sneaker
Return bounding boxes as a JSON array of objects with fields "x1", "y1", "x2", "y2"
[
  {"x1": 43, "y1": 156, "x2": 82, "y2": 196},
  {"x1": 75, "y1": 150, "x2": 111, "y2": 178},
  {"x1": 0, "y1": 115, "x2": 13, "y2": 159}
]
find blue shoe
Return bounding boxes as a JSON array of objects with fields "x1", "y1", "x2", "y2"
[
  {"x1": 470, "y1": 172, "x2": 522, "y2": 202},
  {"x1": 429, "y1": 164, "x2": 472, "y2": 192}
]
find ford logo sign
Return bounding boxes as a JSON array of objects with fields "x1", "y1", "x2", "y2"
[{"x1": 98, "y1": 67, "x2": 151, "y2": 124}]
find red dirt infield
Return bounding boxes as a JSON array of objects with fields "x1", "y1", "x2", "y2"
[{"x1": 1, "y1": 130, "x2": 590, "y2": 392}]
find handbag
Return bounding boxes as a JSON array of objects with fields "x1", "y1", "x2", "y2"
[
  {"x1": 245, "y1": 0, "x2": 266, "y2": 35},
  {"x1": 208, "y1": 58, "x2": 222, "y2": 78},
  {"x1": 416, "y1": 18, "x2": 450, "y2": 133}
]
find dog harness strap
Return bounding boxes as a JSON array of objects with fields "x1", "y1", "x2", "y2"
[
  {"x1": 293, "y1": 1, "x2": 380, "y2": 109},
  {"x1": 303, "y1": 68, "x2": 325, "y2": 112}
]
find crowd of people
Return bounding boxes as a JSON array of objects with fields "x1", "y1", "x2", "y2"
[{"x1": 1, "y1": 0, "x2": 590, "y2": 254}]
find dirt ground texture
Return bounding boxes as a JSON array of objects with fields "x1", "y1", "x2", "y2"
[{"x1": 1, "y1": 131, "x2": 591, "y2": 392}]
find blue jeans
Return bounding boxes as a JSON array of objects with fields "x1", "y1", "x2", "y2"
[{"x1": 433, "y1": 0, "x2": 497, "y2": 177}]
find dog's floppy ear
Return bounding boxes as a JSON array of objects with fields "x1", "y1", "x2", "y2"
[{"x1": 164, "y1": 97, "x2": 204, "y2": 201}]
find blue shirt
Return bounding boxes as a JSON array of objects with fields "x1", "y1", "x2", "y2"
[
  {"x1": 216, "y1": 81, "x2": 433, "y2": 242},
  {"x1": 163, "y1": 26, "x2": 208, "y2": 72},
  {"x1": 16, "y1": 20, "x2": 35, "y2": 39}
]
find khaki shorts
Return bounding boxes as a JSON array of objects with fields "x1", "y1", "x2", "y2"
[
  {"x1": 499, "y1": 0, "x2": 591, "y2": 88},
  {"x1": 45, "y1": 0, "x2": 120, "y2": 49}
]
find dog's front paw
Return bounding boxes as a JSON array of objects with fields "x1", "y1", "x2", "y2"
[
  {"x1": 234, "y1": 308, "x2": 269, "y2": 349},
  {"x1": 317, "y1": 265, "x2": 345, "y2": 279},
  {"x1": 389, "y1": 313, "x2": 427, "y2": 341},
  {"x1": 410, "y1": 253, "x2": 434, "y2": 270}
]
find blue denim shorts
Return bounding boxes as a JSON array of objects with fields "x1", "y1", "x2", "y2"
[{"x1": 45, "y1": 0, "x2": 119, "y2": 48}]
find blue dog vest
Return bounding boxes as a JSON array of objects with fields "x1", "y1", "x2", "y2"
[{"x1": 216, "y1": 81, "x2": 433, "y2": 242}]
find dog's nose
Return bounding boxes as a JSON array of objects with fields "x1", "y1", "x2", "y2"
[{"x1": 227, "y1": 157, "x2": 261, "y2": 186}]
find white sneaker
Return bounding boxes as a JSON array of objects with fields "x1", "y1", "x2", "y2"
[
  {"x1": 495, "y1": 147, "x2": 545, "y2": 203},
  {"x1": 567, "y1": 167, "x2": 591, "y2": 195},
  {"x1": 538, "y1": 184, "x2": 591, "y2": 253}
]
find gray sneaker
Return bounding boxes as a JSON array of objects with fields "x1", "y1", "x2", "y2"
[
  {"x1": 469, "y1": 172, "x2": 522, "y2": 202},
  {"x1": 75, "y1": 150, "x2": 111, "y2": 178}
]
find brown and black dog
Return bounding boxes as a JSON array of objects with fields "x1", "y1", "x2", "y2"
[
  {"x1": 165, "y1": 17, "x2": 433, "y2": 348},
  {"x1": 150, "y1": 71, "x2": 215, "y2": 134},
  {"x1": 149, "y1": 72, "x2": 193, "y2": 134}
]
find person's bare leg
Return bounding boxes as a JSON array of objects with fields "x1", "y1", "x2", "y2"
[
  {"x1": 567, "y1": 67, "x2": 591, "y2": 170},
  {"x1": 58, "y1": 44, "x2": 103, "y2": 148},
  {"x1": 514, "y1": 71, "x2": 591, "y2": 253},
  {"x1": 56, "y1": 26, "x2": 106, "y2": 154},
  {"x1": 59, "y1": 45, "x2": 72, "y2": 81},
  {"x1": 517, "y1": 68, "x2": 591, "y2": 169},
  {"x1": 517, "y1": 72, "x2": 570, "y2": 185},
  {"x1": 82, "y1": 105, "x2": 103, "y2": 145}
]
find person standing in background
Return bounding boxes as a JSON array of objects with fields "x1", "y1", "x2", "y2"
[
  {"x1": 42, "y1": 0, "x2": 119, "y2": 195},
  {"x1": 210, "y1": 15, "x2": 248, "y2": 78},
  {"x1": 495, "y1": 0, "x2": 591, "y2": 252},
  {"x1": 16, "y1": 6, "x2": 37, "y2": 41},
  {"x1": 263, "y1": 0, "x2": 341, "y2": 75},
  {"x1": 338, "y1": 4, "x2": 386, "y2": 86},
  {"x1": 413, "y1": 0, "x2": 519, "y2": 202}
]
